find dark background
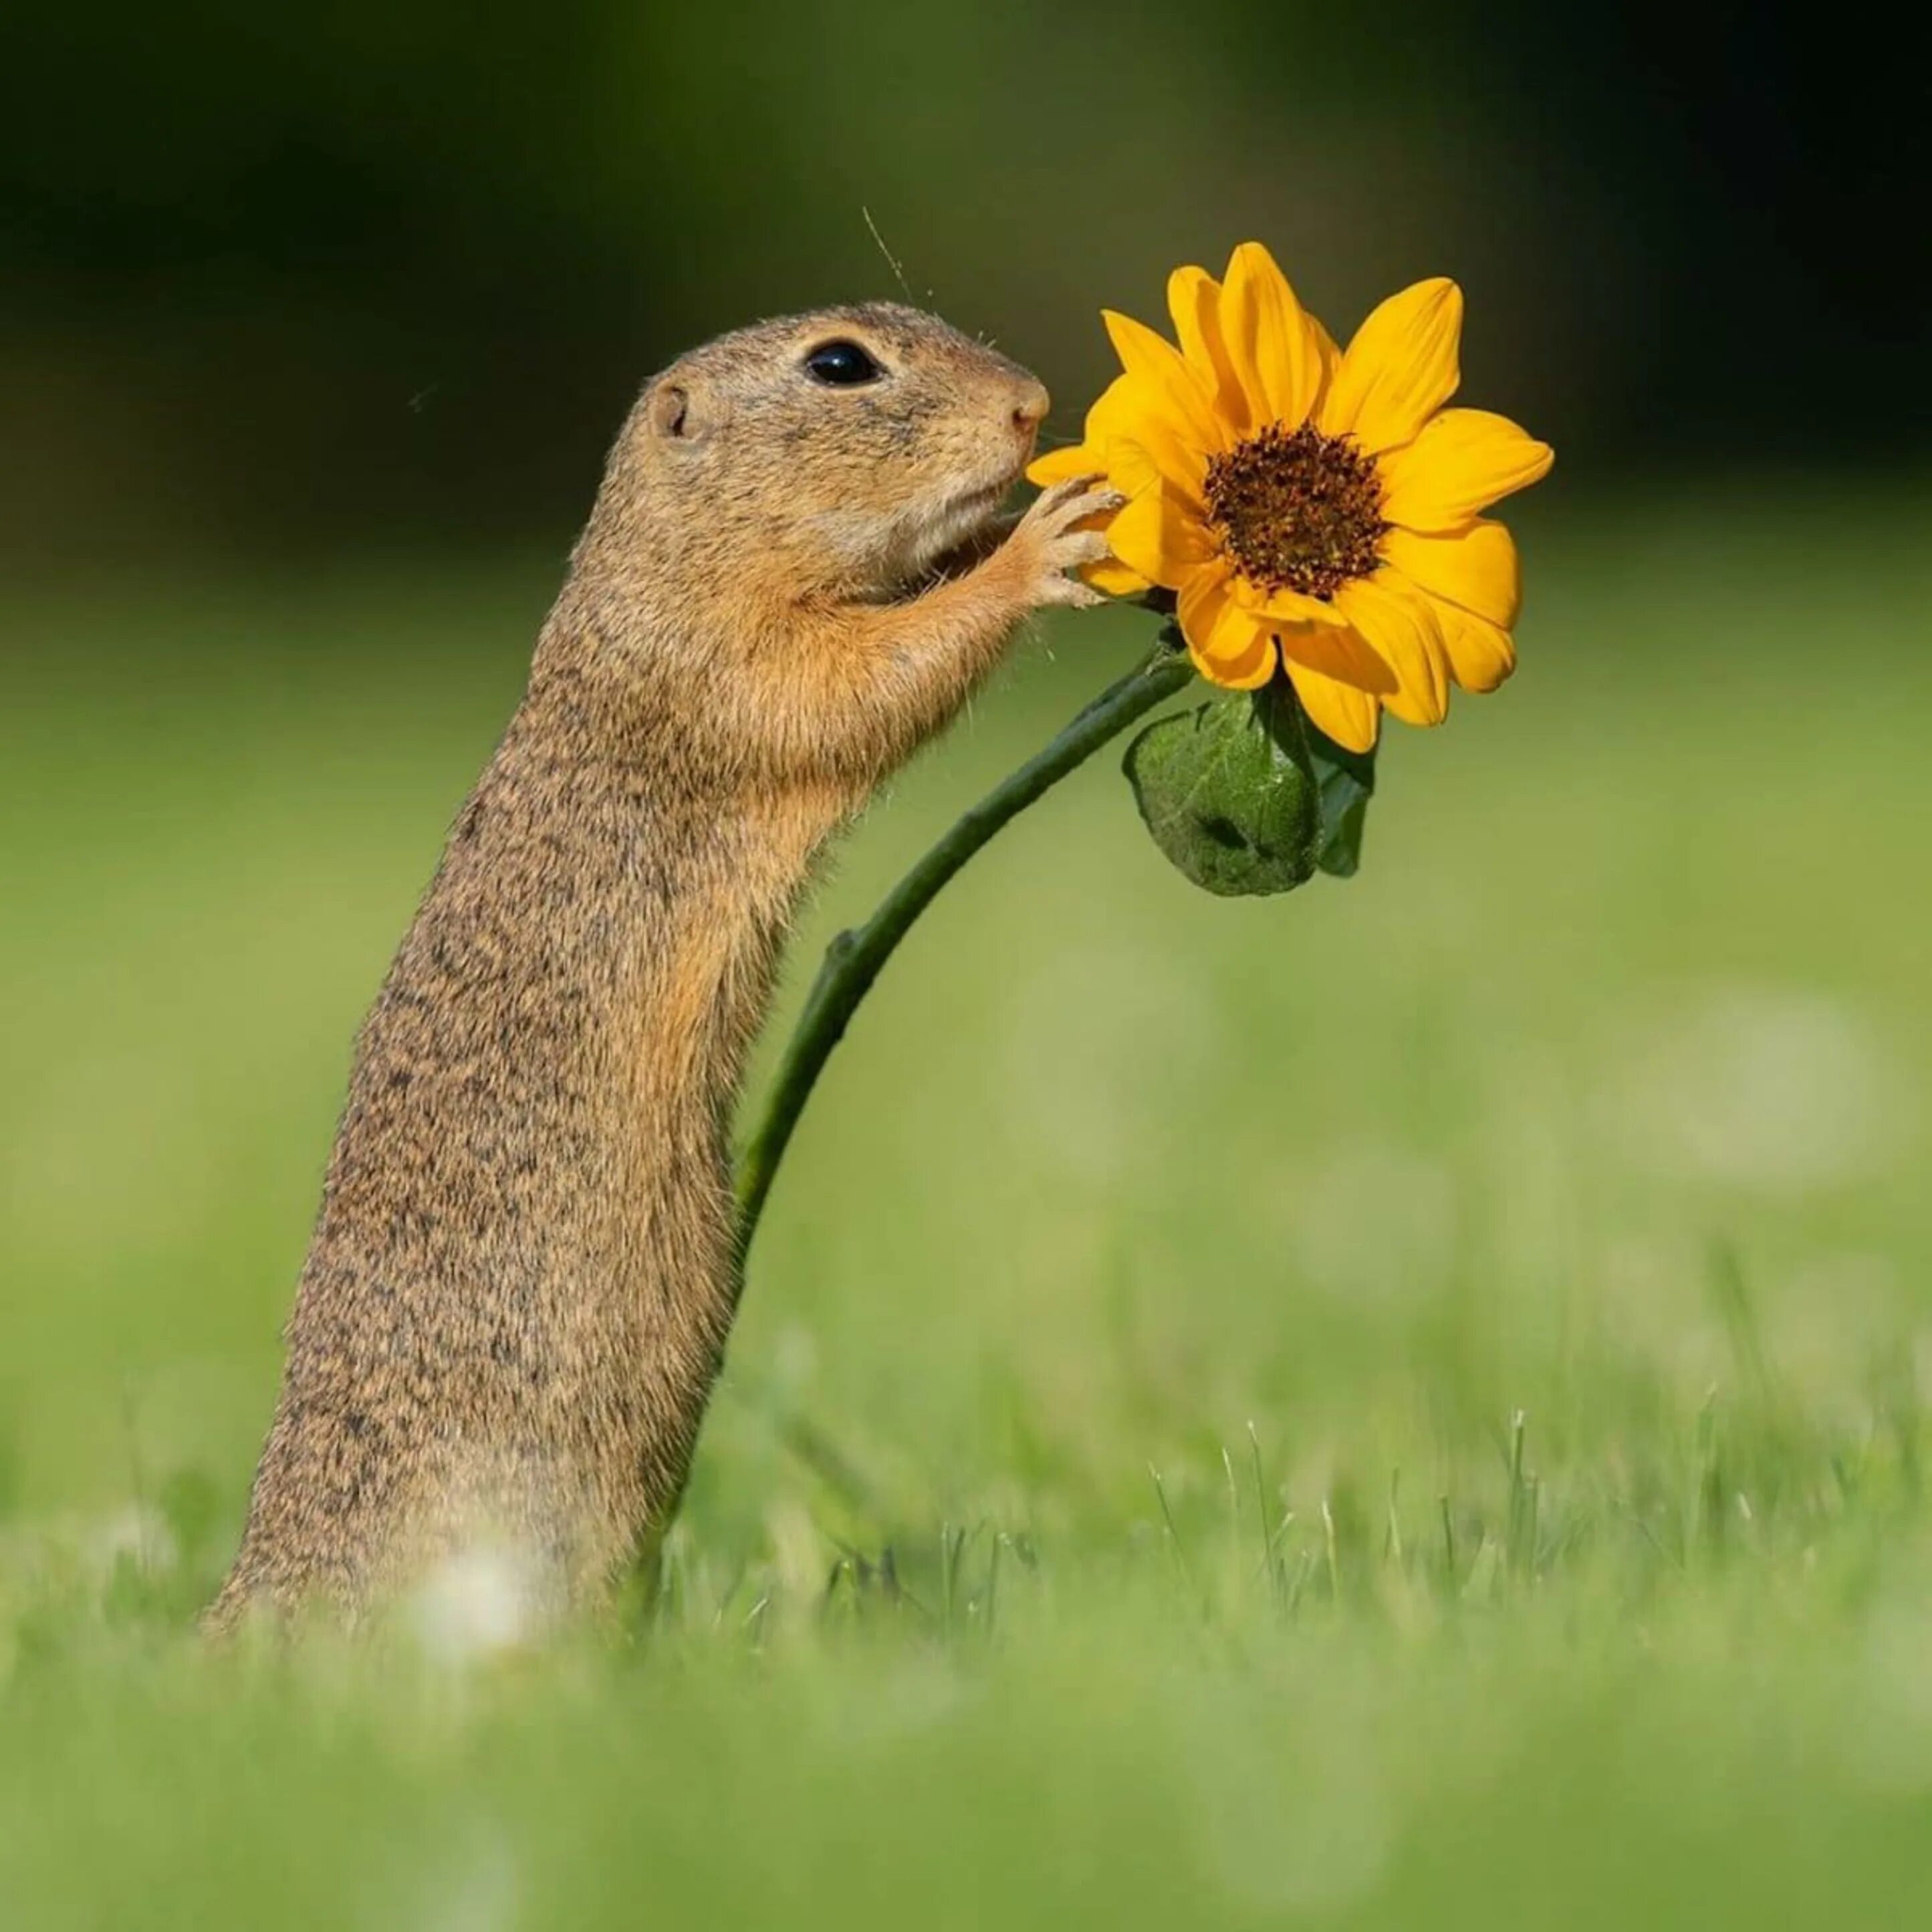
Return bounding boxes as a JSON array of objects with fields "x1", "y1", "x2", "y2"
[{"x1": 4, "y1": 1, "x2": 1926, "y2": 574}]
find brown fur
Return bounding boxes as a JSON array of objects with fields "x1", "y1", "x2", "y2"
[{"x1": 207, "y1": 304, "x2": 1116, "y2": 1631}]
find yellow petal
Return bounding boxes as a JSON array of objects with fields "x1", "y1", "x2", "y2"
[
  {"x1": 1107, "y1": 483, "x2": 1216, "y2": 588},
  {"x1": 1205, "y1": 628, "x2": 1277, "y2": 691},
  {"x1": 1378, "y1": 409, "x2": 1554, "y2": 531},
  {"x1": 1379, "y1": 520, "x2": 1521, "y2": 628},
  {"x1": 1082, "y1": 370, "x2": 1140, "y2": 436},
  {"x1": 1320, "y1": 277, "x2": 1463, "y2": 454},
  {"x1": 1225, "y1": 574, "x2": 1350, "y2": 630},
  {"x1": 1086, "y1": 557, "x2": 1154, "y2": 598},
  {"x1": 1276, "y1": 619, "x2": 1398, "y2": 696},
  {"x1": 1027, "y1": 443, "x2": 1104, "y2": 487},
  {"x1": 1310, "y1": 313, "x2": 1343, "y2": 375},
  {"x1": 1029, "y1": 374, "x2": 1136, "y2": 487},
  {"x1": 1217, "y1": 241, "x2": 1325, "y2": 432},
  {"x1": 1108, "y1": 417, "x2": 1208, "y2": 509},
  {"x1": 1432, "y1": 602, "x2": 1516, "y2": 693},
  {"x1": 1286, "y1": 662, "x2": 1381, "y2": 752},
  {"x1": 1179, "y1": 570, "x2": 1276, "y2": 689},
  {"x1": 1102, "y1": 310, "x2": 1224, "y2": 453},
  {"x1": 1030, "y1": 373, "x2": 1211, "y2": 505},
  {"x1": 1334, "y1": 575, "x2": 1451, "y2": 726},
  {"x1": 1167, "y1": 265, "x2": 1245, "y2": 432}
]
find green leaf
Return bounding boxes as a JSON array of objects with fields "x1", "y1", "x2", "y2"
[
  {"x1": 1120, "y1": 680, "x2": 1322, "y2": 896},
  {"x1": 1304, "y1": 717, "x2": 1377, "y2": 878}
]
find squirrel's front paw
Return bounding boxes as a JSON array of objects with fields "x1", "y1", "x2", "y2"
[{"x1": 1006, "y1": 475, "x2": 1126, "y2": 609}]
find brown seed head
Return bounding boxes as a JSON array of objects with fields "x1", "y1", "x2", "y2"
[{"x1": 1203, "y1": 422, "x2": 1387, "y2": 602}]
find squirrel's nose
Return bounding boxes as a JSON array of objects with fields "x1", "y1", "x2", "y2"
[{"x1": 1010, "y1": 379, "x2": 1050, "y2": 436}]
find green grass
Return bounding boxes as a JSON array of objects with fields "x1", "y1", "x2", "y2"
[{"x1": 3, "y1": 483, "x2": 1931, "y2": 1927}]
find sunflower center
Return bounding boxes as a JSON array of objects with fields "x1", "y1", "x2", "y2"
[{"x1": 1203, "y1": 422, "x2": 1387, "y2": 602}]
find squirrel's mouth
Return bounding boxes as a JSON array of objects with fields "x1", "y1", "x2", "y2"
[{"x1": 894, "y1": 474, "x2": 1019, "y2": 596}]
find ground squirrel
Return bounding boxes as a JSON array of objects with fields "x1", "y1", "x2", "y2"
[{"x1": 205, "y1": 304, "x2": 1116, "y2": 1632}]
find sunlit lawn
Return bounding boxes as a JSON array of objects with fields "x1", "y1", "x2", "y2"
[{"x1": 3, "y1": 481, "x2": 1930, "y2": 1927}]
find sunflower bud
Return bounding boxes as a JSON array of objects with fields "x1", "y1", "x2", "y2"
[{"x1": 1122, "y1": 675, "x2": 1324, "y2": 897}]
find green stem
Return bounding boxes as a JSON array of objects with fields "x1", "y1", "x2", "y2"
[{"x1": 729, "y1": 636, "x2": 1193, "y2": 1292}]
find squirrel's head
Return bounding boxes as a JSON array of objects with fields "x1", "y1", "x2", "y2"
[{"x1": 584, "y1": 304, "x2": 1050, "y2": 603}]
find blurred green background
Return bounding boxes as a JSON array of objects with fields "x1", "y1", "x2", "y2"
[{"x1": 5, "y1": 5, "x2": 1932, "y2": 1927}]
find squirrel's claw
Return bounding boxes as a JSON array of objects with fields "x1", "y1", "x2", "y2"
[{"x1": 1008, "y1": 474, "x2": 1127, "y2": 611}]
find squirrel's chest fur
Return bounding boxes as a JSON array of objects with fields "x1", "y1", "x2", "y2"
[{"x1": 213, "y1": 668, "x2": 847, "y2": 1621}]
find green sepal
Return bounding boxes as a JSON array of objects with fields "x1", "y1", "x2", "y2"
[{"x1": 1304, "y1": 715, "x2": 1377, "y2": 878}]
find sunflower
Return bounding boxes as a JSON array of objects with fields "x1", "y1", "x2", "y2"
[{"x1": 1029, "y1": 244, "x2": 1553, "y2": 753}]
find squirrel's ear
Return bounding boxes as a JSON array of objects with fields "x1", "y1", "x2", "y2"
[{"x1": 645, "y1": 379, "x2": 708, "y2": 446}]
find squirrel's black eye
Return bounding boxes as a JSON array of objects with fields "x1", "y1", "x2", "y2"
[{"x1": 803, "y1": 339, "x2": 883, "y2": 386}]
